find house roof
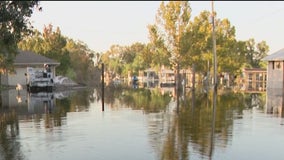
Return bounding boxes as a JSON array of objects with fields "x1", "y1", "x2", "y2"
[
  {"x1": 262, "y1": 48, "x2": 284, "y2": 61},
  {"x1": 14, "y1": 50, "x2": 60, "y2": 66}
]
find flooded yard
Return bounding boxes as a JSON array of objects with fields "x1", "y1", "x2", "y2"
[{"x1": 1, "y1": 86, "x2": 284, "y2": 160}]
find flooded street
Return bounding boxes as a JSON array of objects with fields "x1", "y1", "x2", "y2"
[{"x1": 1, "y1": 86, "x2": 284, "y2": 160}]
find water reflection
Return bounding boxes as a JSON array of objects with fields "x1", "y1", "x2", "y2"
[
  {"x1": 209, "y1": 89, "x2": 217, "y2": 160},
  {"x1": 94, "y1": 84, "x2": 270, "y2": 159},
  {"x1": 0, "y1": 85, "x2": 276, "y2": 160},
  {"x1": 0, "y1": 88, "x2": 95, "y2": 160},
  {"x1": 0, "y1": 111, "x2": 22, "y2": 160},
  {"x1": 120, "y1": 88, "x2": 266, "y2": 160}
]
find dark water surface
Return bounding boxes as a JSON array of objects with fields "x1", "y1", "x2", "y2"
[{"x1": 1, "y1": 87, "x2": 284, "y2": 160}]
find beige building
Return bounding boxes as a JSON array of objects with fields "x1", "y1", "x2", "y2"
[
  {"x1": 262, "y1": 48, "x2": 284, "y2": 89},
  {"x1": 262, "y1": 48, "x2": 284, "y2": 116},
  {"x1": 1, "y1": 50, "x2": 60, "y2": 87},
  {"x1": 239, "y1": 68, "x2": 267, "y2": 92}
]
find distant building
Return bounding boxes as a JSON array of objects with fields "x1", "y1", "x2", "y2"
[
  {"x1": 136, "y1": 66, "x2": 194, "y2": 88},
  {"x1": 239, "y1": 68, "x2": 267, "y2": 92},
  {"x1": 1, "y1": 50, "x2": 60, "y2": 87}
]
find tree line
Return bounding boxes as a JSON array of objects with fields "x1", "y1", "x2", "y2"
[
  {"x1": 100, "y1": 2, "x2": 269, "y2": 87},
  {"x1": 17, "y1": 24, "x2": 99, "y2": 86},
  {"x1": 0, "y1": 1, "x2": 270, "y2": 87}
]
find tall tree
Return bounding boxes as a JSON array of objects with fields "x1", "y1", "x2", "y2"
[
  {"x1": 0, "y1": 1, "x2": 41, "y2": 72},
  {"x1": 181, "y1": 11, "x2": 212, "y2": 74},
  {"x1": 147, "y1": 24, "x2": 170, "y2": 68},
  {"x1": 101, "y1": 44, "x2": 125, "y2": 77},
  {"x1": 214, "y1": 17, "x2": 246, "y2": 76},
  {"x1": 181, "y1": 10, "x2": 247, "y2": 86},
  {"x1": 156, "y1": 1, "x2": 191, "y2": 66},
  {"x1": 65, "y1": 39, "x2": 96, "y2": 85},
  {"x1": 154, "y1": 1, "x2": 191, "y2": 90},
  {"x1": 101, "y1": 43, "x2": 148, "y2": 79}
]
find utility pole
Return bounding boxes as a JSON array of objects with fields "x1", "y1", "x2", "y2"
[{"x1": 212, "y1": 1, "x2": 217, "y2": 90}]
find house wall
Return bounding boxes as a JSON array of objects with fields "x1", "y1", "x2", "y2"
[
  {"x1": 266, "y1": 88, "x2": 284, "y2": 116},
  {"x1": 8, "y1": 68, "x2": 27, "y2": 86},
  {"x1": 1, "y1": 72, "x2": 8, "y2": 86},
  {"x1": 267, "y1": 61, "x2": 284, "y2": 89}
]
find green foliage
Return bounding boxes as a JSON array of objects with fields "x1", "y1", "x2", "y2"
[
  {"x1": 12, "y1": 1, "x2": 270, "y2": 88},
  {"x1": 181, "y1": 11, "x2": 212, "y2": 72},
  {"x1": 155, "y1": 1, "x2": 191, "y2": 67},
  {"x1": 64, "y1": 39, "x2": 97, "y2": 85},
  {"x1": 245, "y1": 38, "x2": 269, "y2": 68},
  {"x1": 101, "y1": 43, "x2": 148, "y2": 78},
  {"x1": 18, "y1": 24, "x2": 98, "y2": 86},
  {"x1": 0, "y1": 1, "x2": 40, "y2": 72},
  {"x1": 98, "y1": 1, "x2": 271, "y2": 84},
  {"x1": 18, "y1": 24, "x2": 70, "y2": 75},
  {"x1": 147, "y1": 24, "x2": 171, "y2": 68}
]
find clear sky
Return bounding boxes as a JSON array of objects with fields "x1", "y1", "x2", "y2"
[{"x1": 30, "y1": 1, "x2": 284, "y2": 55}]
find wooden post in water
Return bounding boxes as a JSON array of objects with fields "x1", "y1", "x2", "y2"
[
  {"x1": 212, "y1": 1, "x2": 218, "y2": 91},
  {"x1": 176, "y1": 63, "x2": 180, "y2": 113},
  {"x1": 102, "y1": 63, "x2": 104, "y2": 111}
]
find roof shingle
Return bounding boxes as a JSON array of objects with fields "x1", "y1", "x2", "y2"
[
  {"x1": 262, "y1": 48, "x2": 284, "y2": 61},
  {"x1": 14, "y1": 50, "x2": 60, "y2": 65}
]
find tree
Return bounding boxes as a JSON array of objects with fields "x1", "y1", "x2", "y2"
[
  {"x1": 245, "y1": 38, "x2": 269, "y2": 68},
  {"x1": 214, "y1": 18, "x2": 247, "y2": 76},
  {"x1": 156, "y1": 1, "x2": 191, "y2": 66},
  {"x1": 18, "y1": 25, "x2": 98, "y2": 86},
  {"x1": 101, "y1": 43, "x2": 148, "y2": 79},
  {"x1": 153, "y1": 1, "x2": 191, "y2": 90},
  {"x1": 181, "y1": 10, "x2": 248, "y2": 88},
  {"x1": 147, "y1": 24, "x2": 170, "y2": 68},
  {"x1": 65, "y1": 39, "x2": 96, "y2": 85},
  {"x1": 0, "y1": 1, "x2": 41, "y2": 72},
  {"x1": 101, "y1": 44, "x2": 125, "y2": 77},
  {"x1": 18, "y1": 24, "x2": 70, "y2": 75},
  {"x1": 181, "y1": 11, "x2": 212, "y2": 74}
]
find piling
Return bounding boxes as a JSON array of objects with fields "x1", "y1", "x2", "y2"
[{"x1": 102, "y1": 63, "x2": 104, "y2": 111}]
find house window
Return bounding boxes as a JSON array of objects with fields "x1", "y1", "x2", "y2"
[
  {"x1": 259, "y1": 73, "x2": 263, "y2": 81},
  {"x1": 256, "y1": 73, "x2": 259, "y2": 81},
  {"x1": 248, "y1": 73, "x2": 253, "y2": 81},
  {"x1": 248, "y1": 81, "x2": 252, "y2": 90},
  {"x1": 248, "y1": 73, "x2": 253, "y2": 90},
  {"x1": 277, "y1": 62, "x2": 281, "y2": 69},
  {"x1": 274, "y1": 61, "x2": 281, "y2": 70}
]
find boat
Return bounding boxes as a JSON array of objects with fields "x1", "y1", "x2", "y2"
[{"x1": 25, "y1": 64, "x2": 54, "y2": 92}]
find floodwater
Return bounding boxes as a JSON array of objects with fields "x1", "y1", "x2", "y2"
[{"x1": 1, "y1": 86, "x2": 284, "y2": 160}]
